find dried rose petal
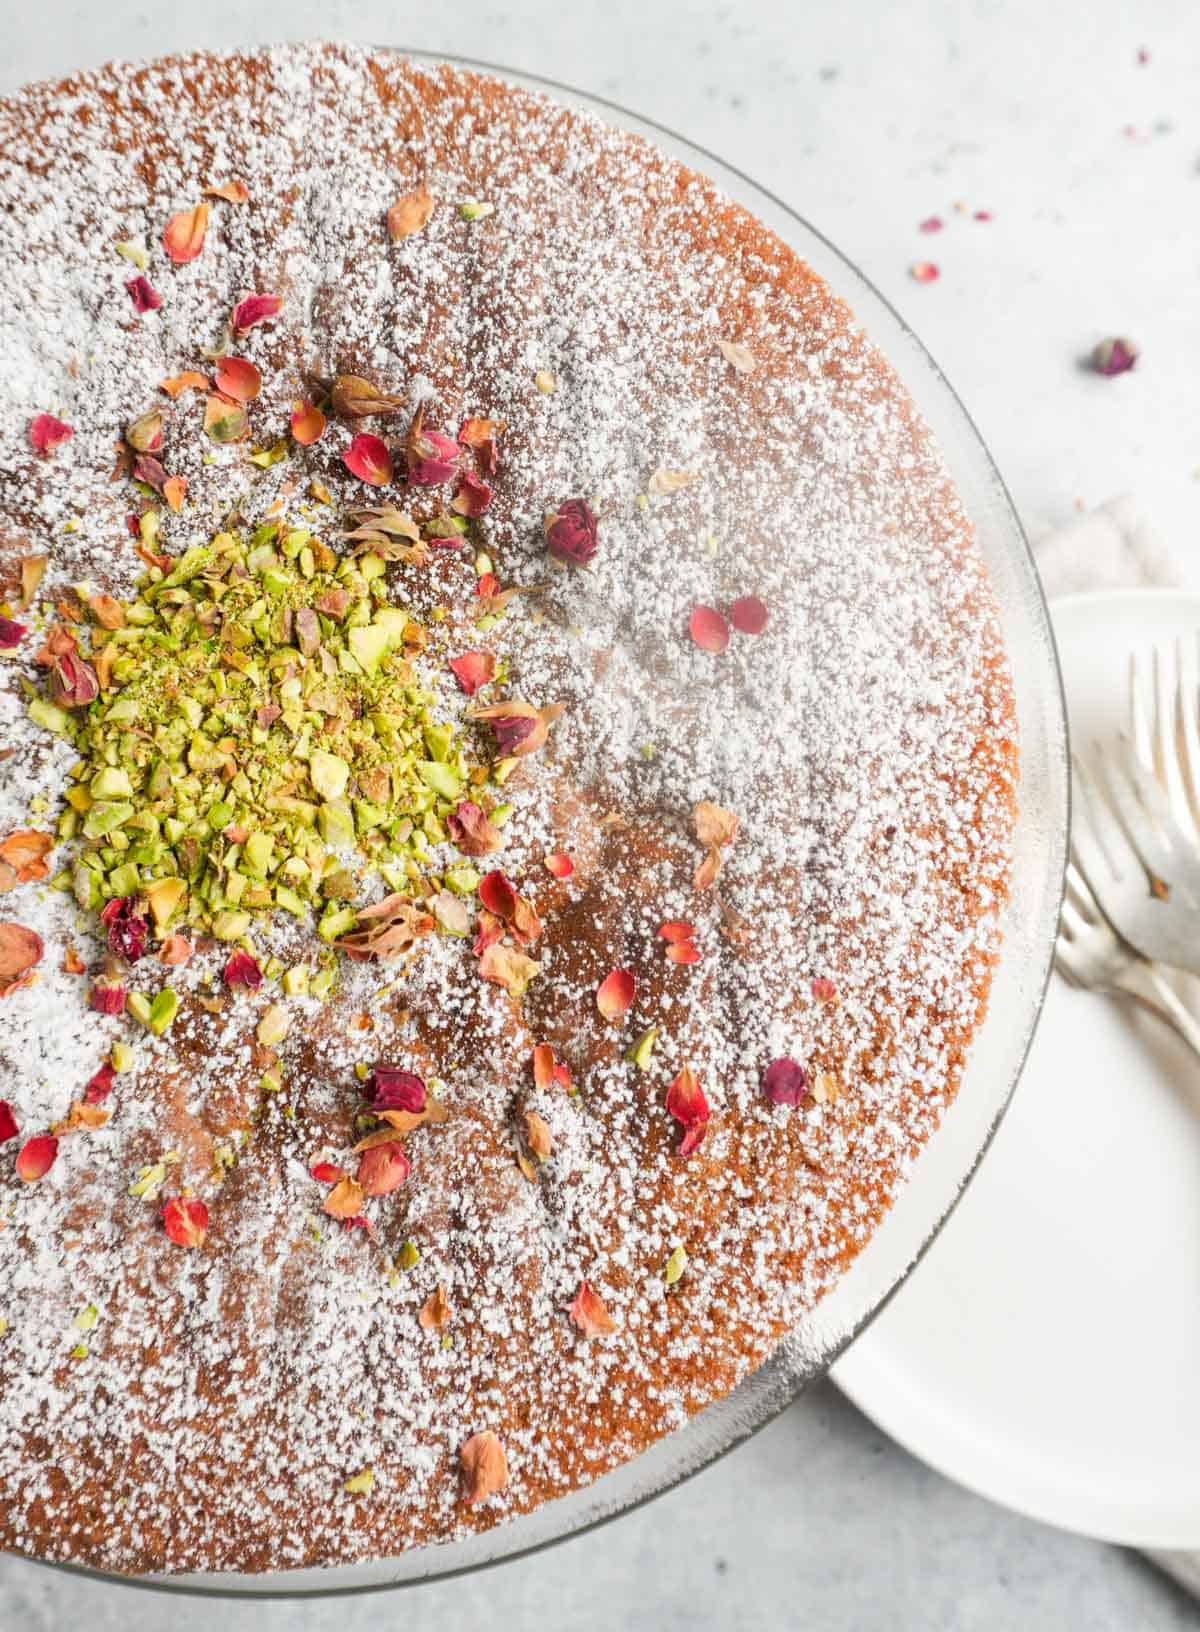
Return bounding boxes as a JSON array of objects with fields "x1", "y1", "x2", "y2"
[
  {"x1": 84, "y1": 1062, "x2": 115, "y2": 1105},
  {"x1": 388, "y1": 185, "x2": 434, "y2": 240},
  {"x1": 449, "y1": 651, "x2": 496, "y2": 696},
  {"x1": 89, "y1": 976, "x2": 126, "y2": 1014},
  {"x1": 203, "y1": 178, "x2": 250, "y2": 204},
  {"x1": 531, "y1": 1044, "x2": 556, "y2": 1090},
  {"x1": 213, "y1": 356, "x2": 263, "y2": 403},
  {"x1": 909, "y1": 261, "x2": 940, "y2": 283},
  {"x1": 811, "y1": 976, "x2": 839, "y2": 1004},
  {"x1": 730, "y1": 595, "x2": 768, "y2": 635},
  {"x1": 447, "y1": 801, "x2": 504, "y2": 858},
  {"x1": 0, "y1": 921, "x2": 44, "y2": 996},
  {"x1": 689, "y1": 605, "x2": 730, "y2": 654},
  {"x1": 204, "y1": 393, "x2": 248, "y2": 444},
  {"x1": 0, "y1": 1101, "x2": 17, "y2": 1142},
  {"x1": 665, "y1": 938, "x2": 701, "y2": 966},
  {"x1": 323, "y1": 1177, "x2": 366, "y2": 1219},
  {"x1": 159, "y1": 935, "x2": 193, "y2": 966},
  {"x1": 419, "y1": 1283, "x2": 453, "y2": 1331},
  {"x1": 404, "y1": 406, "x2": 460, "y2": 486},
  {"x1": 458, "y1": 416, "x2": 500, "y2": 475},
  {"x1": 100, "y1": 896, "x2": 148, "y2": 963},
  {"x1": 29, "y1": 414, "x2": 73, "y2": 456},
  {"x1": 162, "y1": 476, "x2": 187, "y2": 513},
  {"x1": 694, "y1": 801, "x2": 739, "y2": 850},
  {"x1": 231, "y1": 293, "x2": 282, "y2": 335},
  {"x1": 126, "y1": 275, "x2": 163, "y2": 314},
  {"x1": 666, "y1": 1067, "x2": 710, "y2": 1157},
  {"x1": 367, "y1": 1067, "x2": 426, "y2": 1114},
  {"x1": 0, "y1": 830, "x2": 52, "y2": 887},
  {"x1": 544, "y1": 499, "x2": 598, "y2": 566},
  {"x1": 356, "y1": 1139, "x2": 411, "y2": 1197},
  {"x1": 290, "y1": 399, "x2": 327, "y2": 445},
  {"x1": 343, "y1": 432, "x2": 394, "y2": 486},
  {"x1": 331, "y1": 375, "x2": 406, "y2": 419},
  {"x1": 162, "y1": 202, "x2": 210, "y2": 263},
  {"x1": 596, "y1": 968, "x2": 635, "y2": 1021},
  {"x1": 658, "y1": 921, "x2": 695, "y2": 944},
  {"x1": 477, "y1": 870, "x2": 518, "y2": 922},
  {"x1": 919, "y1": 215, "x2": 944, "y2": 233},
  {"x1": 223, "y1": 950, "x2": 262, "y2": 990},
  {"x1": 478, "y1": 941, "x2": 541, "y2": 997},
  {"x1": 543, "y1": 852, "x2": 573, "y2": 879},
  {"x1": 525, "y1": 1109, "x2": 553, "y2": 1161},
  {"x1": 762, "y1": 1056, "x2": 809, "y2": 1107},
  {"x1": 477, "y1": 572, "x2": 500, "y2": 599},
  {"x1": 717, "y1": 339, "x2": 757, "y2": 374},
  {"x1": 1092, "y1": 337, "x2": 1138, "y2": 377},
  {"x1": 460, "y1": 1431, "x2": 509, "y2": 1505},
  {"x1": 451, "y1": 469, "x2": 494, "y2": 517},
  {"x1": 310, "y1": 1160, "x2": 346, "y2": 1184},
  {"x1": 569, "y1": 1280, "x2": 616, "y2": 1337},
  {"x1": 161, "y1": 1195, "x2": 208, "y2": 1247},
  {"x1": 159, "y1": 371, "x2": 208, "y2": 399},
  {"x1": 0, "y1": 615, "x2": 27, "y2": 650},
  {"x1": 15, "y1": 1134, "x2": 57, "y2": 1182}
]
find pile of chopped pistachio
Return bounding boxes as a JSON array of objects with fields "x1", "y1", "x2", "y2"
[{"x1": 32, "y1": 522, "x2": 488, "y2": 942}]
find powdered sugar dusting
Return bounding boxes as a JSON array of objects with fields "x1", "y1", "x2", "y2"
[{"x1": 0, "y1": 44, "x2": 1015, "y2": 1574}]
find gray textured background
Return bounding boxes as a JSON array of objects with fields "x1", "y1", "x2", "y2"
[{"x1": 2, "y1": 2, "x2": 1198, "y2": 1626}]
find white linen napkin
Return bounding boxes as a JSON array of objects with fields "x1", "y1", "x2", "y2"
[{"x1": 1033, "y1": 497, "x2": 1195, "y2": 1596}]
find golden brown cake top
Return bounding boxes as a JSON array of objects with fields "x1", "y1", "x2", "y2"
[{"x1": 0, "y1": 43, "x2": 1014, "y2": 1574}]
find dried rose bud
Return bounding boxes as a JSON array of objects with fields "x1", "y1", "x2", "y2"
[
  {"x1": 1092, "y1": 336, "x2": 1138, "y2": 377},
  {"x1": 762, "y1": 1056, "x2": 809, "y2": 1107},
  {"x1": 126, "y1": 275, "x2": 163, "y2": 314},
  {"x1": 405, "y1": 405, "x2": 460, "y2": 486},
  {"x1": 29, "y1": 413, "x2": 73, "y2": 456},
  {"x1": 0, "y1": 615, "x2": 27, "y2": 650},
  {"x1": 89, "y1": 974, "x2": 126, "y2": 1014},
  {"x1": 331, "y1": 374, "x2": 406, "y2": 418},
  {"x1": 48, "y1": 650, "x2": 99, "y2": 708},
  {"x1": 223, "y1": 950, "x2": 263, "y2": 990},
  {"x1": 544, "y1": 499, "x2": 598, "y2": 566},
  {"x1": 125, "y1": 408, "x2": 164, "y2": 453},
  {"x1": 367, "y1": 1067, "x2": 426, "y2": 1114},
  {"x1": 99, "y1": 896, "x2": 149, "y2": 963},
  {"x1": 470, "y1": 700, "x2": 562, "y2": 758}
]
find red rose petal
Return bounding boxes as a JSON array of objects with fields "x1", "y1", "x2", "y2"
[
  {"x1": 0, "y1": 1101, "x2": 18, "y2": 1143},
  {"x1": 811, "y1": 976, "x2": 839, "y2": 1004},
  {"x1": 162, "y1": 202, "x2": 210, "y2": 264},
  {"x1": 231, "y1": 293, "x2": 282, "y2": 335},
  {"x1": 569, "y1": 1279, "x2": 616, "y2": 1337},
  {"x1": 762, "y1": 1056, "x2": 809, "y2": 1107},
  {"x1": 666, "y1": 1066, "x2": 710, "y2": 1134},
  {"x1": 29, "y1": 414, "x2": 73, "y2": 456},
  {"x1": 356, "y1": 1140, "x2": 411, "y2": 1197},
  {"x1": 213, "y1": 356, "x2": 262, "y2": 403},
  {"x1": 367, "y1": 1067, "x2": 426, "y2": 1114},
  {"x1": 658, "y1": 921, "x2": 695, "y2": 944},
  {"x1": 290, "y1": 400, "x2": 327, "y2": 445},
  {"x1": 476, "y1": 573, "x2": 500, "y2": 599},
  {"x1": 449, "y1": 651, "x2": 496, "y2": 696},
  {"x1": 342, "y1": 432, "x2": 394, "y2": 486},
  {"x1": 310, "y1": 1161, "x2": 346, "y2": 1185},
  {"x1": 126, "y1": 276, "x2": 163, "y2": 314},
  {"x1": 451, "y1": 469, "x2": 494, "y2": 517},
  {"x1": 532, "y1": 1044, "x2": 555, "y2": 1090},
  {"x1": 909, "y1": 261, "x2": 940, "y2": 283},
  {"x1": 223, "y1": 950, "x2": 263, "y2": 990},
  {"x1": 919, "y1": 215, "x2": 944, "y2": 233},
  {"x1": 0, "y1": 616, "x2": 27, "y2": 650},
  {"x1": 89, "y1": 978, "x2": 125, "y2": 1014},
  {"x1": 478, "y1": 870, "x2": 519, "y2": 921},
  {"x1": 543, "y1": 852, "x2": 574, "y2": 879},
  {"x1": 161, "y1": 1195, "x2": 208, "y2": 1248},
  {"x1": 688, "y1": 605, "x2": 730, "y2": 654},
  {"x1": 84, "y1": 1062, "x2": 116, "y2": 1104},
  {"x1": 596, "y1": 968, "x2": 635, "y2": 1021},
  {"x1": 15, "y1": 1134, "x2": 57, "y2": 1183},
  {"x1": 666, "y1": 940, "x2": 702, "y2": 965},
  {"x1": 729, "y1": 595, "x2": 769, "y2": 635}
]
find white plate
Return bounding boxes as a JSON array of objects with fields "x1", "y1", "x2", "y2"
[{"x1": 832, "y1": 586, "x2": 1200, "y2": 1548}]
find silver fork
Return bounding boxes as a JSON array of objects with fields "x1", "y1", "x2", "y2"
[
  {"x1": 1056, "y1": 860, "x2": 1200, "y2": 1061},
  {"x1": 1129, "y1": 636, "x2": 1200, "y2": 842},
  {"x1": 1071, "y1": 731, "x2": 1200, "y2": 975}
]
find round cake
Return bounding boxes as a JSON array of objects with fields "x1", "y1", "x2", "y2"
[{"x1": 0, "y1": 44, "x2": 1016, "y2": 1575}]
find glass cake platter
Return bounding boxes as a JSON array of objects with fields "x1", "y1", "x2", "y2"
[{"x1": 28, "y1": 50, "x2": 1069, "y2": 1600}]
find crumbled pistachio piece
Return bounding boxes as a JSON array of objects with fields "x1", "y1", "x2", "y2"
[
  {"x1": 397, "y1": 1240, "x2": 420, "y2": 1271},
  {"x1": 256, "y1": 1004, "x2": 290, "y2": 1047},
  {"x1": 663, "y1": 1245, "x2": 689, "y2": 1286},
  {"x1": 626, "y1": 1026, "x2": 658, "y2": 1071},
  {"x1": 344, "y1": 1467, "x2": 375, "y2": 1495},
  {"x1": 73, "y1": 1303, "x2": 99, "y2": 1332},
  {"x1": 147, "y1": 989, "x2": 178, "y2": 1035},
  {"x1": 110, "y1": 1041, "x2": 135, "y2": 1073},
  {"x1": 458, "y1": 199, "x2": 495, "y2": 222}
]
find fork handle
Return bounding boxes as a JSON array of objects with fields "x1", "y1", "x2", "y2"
[{"x1": 1114, "y1": 963, "x2": 1200, "y2": 1063}]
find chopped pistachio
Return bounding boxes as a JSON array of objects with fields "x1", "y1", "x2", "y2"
[
  {"x1": 126, "y1": 992, "x2": 152, "y2": 1026},
  {"x1": 256, "y1": 1004, "x2": 290, "y2": 1047},
  {"x1": 457, "y1": 198, "x2": 495, "y2": 221},
  {"x1": 663, "y1": 1245, "x2": 689, "y2": 1286},
  {"x1": 344, "y1": 1467, "x2": 375, "y2": 1496},
  {"x1": 73, "y1": 1303, "x2": 100, "y2": 1332},
  {"x1": 147, "y1": 988, "x2": 178, "y2": 1035},
  {"x1": 397, "y1": 1240, "x2": 420, "y2": 1271},
  {"x1": 110, "y1": 1041, "x2": 135, "y2": 1073},
  {"x1": 626, "y1": 1026, "x2": 659, "y2": 1071}
]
